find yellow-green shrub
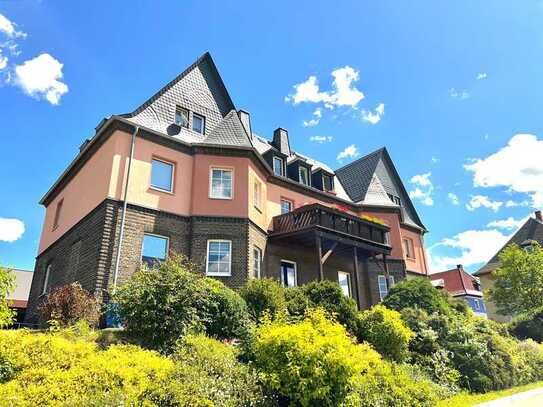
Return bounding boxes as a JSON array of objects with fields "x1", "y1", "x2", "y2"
[{"x1": 356, "y1": 305, "x2": 414, "y2": 362}]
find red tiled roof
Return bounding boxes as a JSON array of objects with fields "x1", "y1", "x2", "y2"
[{"x1": 430, "y1": 266, "x2": 483, "y2": 297}]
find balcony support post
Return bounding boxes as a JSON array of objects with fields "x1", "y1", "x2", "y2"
[
  {"x1": 315, "y1": 234, "x2": 324, "y2": 281},
  {"x1": 352, "y1": 247, "x2": 362, "y2": 310}
]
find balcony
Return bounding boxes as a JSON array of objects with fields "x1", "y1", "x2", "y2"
[{"x1": 270, "y1": 203, "x2": 391, "y2": 254}]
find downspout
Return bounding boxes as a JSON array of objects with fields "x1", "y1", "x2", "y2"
[{"x1": 112, "y1": 125, "x2": 139, "y2": 290}]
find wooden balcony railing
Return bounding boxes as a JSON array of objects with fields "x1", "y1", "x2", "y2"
[{"x1": 271, "y1": 203, "x2": 390, "y2": 246}]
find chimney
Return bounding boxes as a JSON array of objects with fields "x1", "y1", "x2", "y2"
[
  {"x1": 535, "y1": 210, "x2": 542, "y2": 222},
  {"x1": 457, "y1": 264, "x2": 463, "y2": 271},
  {"x1": 79, "y1": 138, "x2": 91, "y2": 153},
  {"x1": 272, "y1": 127, "x2": 290, "y2": 156},
  {"x1": 237, "y1": 110, "x2": 252, "y2": 139}
]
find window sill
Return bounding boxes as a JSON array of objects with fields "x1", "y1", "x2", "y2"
[
  {"x1": 209, "y1": 196, "x2": 233, "y2": 200},
  {"x1": 149, "y1": 186, "x2": 174, "y2": 195},
  {"x1": 206, "y1": 272, "x2": 232, "y2": 277},
  {"x1": 406, "y1": 257, "x2": 416, "y2": 262}
]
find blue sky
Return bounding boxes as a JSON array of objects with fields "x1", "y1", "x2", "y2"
[{"x1": 1, "y1": 1, "x2": 543, "y2": 273}]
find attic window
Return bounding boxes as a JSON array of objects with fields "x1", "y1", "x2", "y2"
[
  {"x1": 175, "y1": 106, "x2": 189, "y2": 128},
  {"x1": 273, "y1": 157, "x2": 284, "y2": 176},
  {"x1": 323, "y1": 174, "x2": 334, "y2": 192},
  {"x1": 192, "y1": 113, "x2": 205, "y2": 134},
  {"x1": 387, "y1": 193, "x2": 401, "y2": 206},
  {"x1": 299, "y1": 167, "x2": 310, "y2": 186}
]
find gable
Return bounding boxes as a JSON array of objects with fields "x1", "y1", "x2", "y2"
[
  {"x1": 124, "y1": 53, "x2": 235, "y2": 142},
  {"x1": 363, "y1": 173, "x2": 392, "y2": 205}
]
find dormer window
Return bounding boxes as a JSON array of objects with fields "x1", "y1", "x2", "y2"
[
  {"x1": 299, "y1": 166, "x2": 310, "y2": 186},
  {"x1": 323, "y1": 174, "x2": 334, "y2": 192},
  {"x1": 175, "y1": 106, "x2": 189, "y2": 128},
  {"x1": 192, "y1": 113, "x2": 205, "y2": 134},
  {"x1": 273, "y1": 157, "x2": 284, "y2": 176}
]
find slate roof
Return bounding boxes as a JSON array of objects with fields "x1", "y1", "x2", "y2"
[
  {"x1": 201, "y1": 110, "x2": 252, "y2": 147},
  {"x1": 431, "y1": 266, "x2": 483, "y2": 297},
  {"x1": 475, "y1": 215, "x2": 543, "y2": 276}
]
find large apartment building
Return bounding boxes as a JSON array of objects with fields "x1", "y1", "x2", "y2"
[{"x1": 25, "y1": 53, "x2": 429, "y2": 324}]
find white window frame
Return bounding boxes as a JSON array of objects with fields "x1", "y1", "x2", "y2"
[
  {"x1": 253, "y1": 246, "x2": 262, "y2": 279},
  {"x1": 254, "y1": 180, "x2": 262, "y2": 210},
  {"x1": 280, "y1": 259, "x2": 297, "y2": 287},
  {"x1": 209, "y1": 167, "x2": 234, "y2": 200},
  {"x1": 280, "y1": 198, "x2": 293, "y2": 214},
  {"x1": 206, "y1": 239, "x2": 232, "y2": 277},
  {"x1": 192, "y1": 112, "x2": 205, "y2": 134},
  {"x1": 42, "y1": 264, "x2": 52, "y2": 295},
  {"x1": 141, "y1": 233, "x2": 170, "y2": 264},
  {"x1": 299, "y1": 166, "x2": 310, "y2": 186},
  {"x1": 175, "y1": 106, "x2": 189, "y2": 128},
  {"x1": 474, "y1": 298, "x2": 481, "y2": 311},
  {"x1": 150, "y1": 158, "x2": 175, "y2": 193},
  {"x1": 378, "y1": 275, "x2": 388, "y2": 301},
  {"x1": 338, "y1": 271, "x2": 352, "y2": 297},
  {"x1": 273, "y1": 156, "x2": 284, "y2": 176}
]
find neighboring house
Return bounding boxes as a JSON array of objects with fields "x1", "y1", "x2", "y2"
[
  {"x1": 6, "y1": 269, "x2": 33, "y2": 325},
  {"x1": 431, "y1": 265, "x2": 486, "y2": 317},
  {"x1": 474, "y1": 210, "x2": 543, "y2": 323},
  {"x1": 25, "y1": 52, "x2": 429, "y2": 325}
]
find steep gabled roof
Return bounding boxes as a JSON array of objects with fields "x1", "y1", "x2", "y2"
[
  {"x1": 431, "y1": 266, "x2": 483, "y2": 297},
  {"x1": 475, "y1": 216, "x2": 543, "y2": 276},
  {"x1": 200, "y1": 110, "x2": 252, "y2": 147},
  {"x1": 335, "y1": 147, "x2": 426, "y2": 230},
  {"x1": 123, "y1": 52, "x2": 235, "y2": 118}
]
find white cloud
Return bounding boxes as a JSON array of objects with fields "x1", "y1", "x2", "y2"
[
  {"x1": 337, "y1": 144, "x2": 359, "y2": 162},
  {"x1": 0, "y1": 218, "x2": 25, "y2": 242},
  {"x1": 13, "y1": 53, "x2": 68, "y2": 105},
  {"x1": 428, "y1": 228, "x2": 510, "y2": 272},
  {"x1": 449, "y1": 88, "x2": 470, "y2": 100},
  {"x1": 409, "y1": 172, "x2": 434, "y2": 206},
  {"x1": 448, "y1": 192, "x2": 460, "y2": 205},
  {"x1": 0, "y1": 49, "x2": 7, "y2": 70},
  {"x1": 0, "y1": 13, "x2": 26, "y2": 38},
  {"x1": 476, "y1": 72, "x2": 488, "y2": 80},
  {"x1": 466, "y1": 195, "x2": 503, "y2": 212},
  {"x1": 487, "y1": 216, "x2": 527, "y2": 230},
  {"x1": 309, "y1": 135, "x2": 333, "y2": 144},
  {"x1": 285, "y1": 66, "x2": 364, "y2": 109},
  {"x1": 361, "y1": 103, "x2": 385, "y2": 124},
  {"x1": 505, "y1": 200, "x2": 530, "y2": 208},
  {"x1": 303, "y1": 108, "x2": 322, "y2": 127},
  {"x1": 464, "y1": 134, "x2": 543, "y2": 208}
]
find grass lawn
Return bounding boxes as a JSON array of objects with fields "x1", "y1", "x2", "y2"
[{"x1": 439, "y1": 381, "x2": 543, "y2": 407}]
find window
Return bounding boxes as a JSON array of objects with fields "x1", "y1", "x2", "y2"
[
  {"x1": 253, "y1": 246, "x2": 262, "y2": 279},
  {"x1": 151, "y1": 159, "x2": 174, "y2": 192},
  {"x1": 378, "y1": 275, "x2": 388, "y2": 300},
  {"x1": 280, "y1": 260, "x2": 297, "y2": 287},
  {"x1": 280, "y1": 199, "x2": 293, "y2": 214},
  {"x1": 175, "y1": 106, "x2": 189, "y2": 127},
  {"x1": 141, "y1": 234, "x2": 169, "y2": 267},
  {"x1": 474, "y1": 298, "x2": 481, "y2": 311},
  {"x1": 53, "y1": 198, "x2": 63, "y2": 229},
  {"x1": 338, "y1": 271, "x2": 351, "y2": 297},
  {"x1": 192, "y1": 113, "x2": 205, "y2": 134},
  {"x1": 273, "y1": 156, "x2": 284, "y2": 176},
  {"x1": 388, "y1": 275, "x2": 395, "y2": 287},
  {"x1": 210, "y1": 168, "x2": 233, "y2": 199},
  {"x1": 387, "y1": 193, "x2": 401, "y2": 206},
  {"x1": 254, "y1": 180, "x2": 262, "y2": 210},
  {"x1": 403, "y1": 237, "x2": 415, "y2": 259},
  {"x1": 206, "y1": 240, "x2": 232, "y2": 276},
  {"x1": 323, "y1": 174, "x2": 334, "y2": 192},
  {"x1": 299, "y1": 166, "x2": 310, "y2": 186},
  {"x1": 42, "y1": 264, "x2": 52, "y2": 295}
]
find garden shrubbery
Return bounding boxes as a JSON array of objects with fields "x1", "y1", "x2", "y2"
[{"x1": 509, "y1": 307, "x2": 543, "y2": 343}]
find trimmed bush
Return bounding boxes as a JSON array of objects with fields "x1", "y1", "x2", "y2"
[
  {"x1": 383, "y1": 277, "x2": 452, "y2": 315},
  {"x1": 113, "y1": 255, "x2": 249, "y2": 352},
  {"x1": 240, "y1": 278, "x2": 286, "y2": 321},
  {"x1": 250, "y1": 308, "x2": 382, "y2": 406},
  {"x1": 38, "y1": 283, "x2": 101, "y2": 327},
  {"x1": 510, "y1": 307, "x2": 543, "y2": 343},
  {"x1": 355, "y1": 305, "x2": 414, "y2": 362},
  {"x1": 284, "y1": 286, "x2": 311, "y2": 319}
]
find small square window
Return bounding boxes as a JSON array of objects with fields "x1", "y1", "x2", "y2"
[
  {"x1": 253, "y1": 246, "x2": 262, "y2": 279},
  {"x1": 299, "y1": 166, "x2": 310, "y2": 186},
  {"x1": 175, "y1": 106, "x2": 189, "y2": 127},
  {"x1": 53, "y1": 199, "x2": 64, "y2": 230},
  {"x1": 338, "y1": 271, "x2": 351, "y2": 297},
  {"x1": 207, "y1": 240, "x2": 232, "y2": 276},
  {"x1": 273, "y1": 157, "x2": 284, "y2": 176},
  {"x1": 142, "y1": 234, "x2": 169, "y2": 267},
  {"x1": 151, "y1": 159, "x2": 174, "y2": 192},
  {"x1": 192, "y1": 113, "x2": 205, "y2": 134},
  {"x1": 280, "y1": 199, "x2": 293, "y2": 214},
  {"x1": 210, "y1": 168, "x2": 233, "y2": 199}
]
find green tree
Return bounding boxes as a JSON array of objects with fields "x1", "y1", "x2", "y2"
[
  {"x1": 383, "y1": 277, "x2": 452, "y2": 315},
  {"x1": 0, "y1": 266, "x2": 16, "y2": 328},
  {"x1": 489, "y1": 243, "x2": 543, "y2": 315}
]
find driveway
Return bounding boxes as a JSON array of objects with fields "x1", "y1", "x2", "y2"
[{"x1": 476, "y1": 387, "x2": 543, "y2": 407}]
